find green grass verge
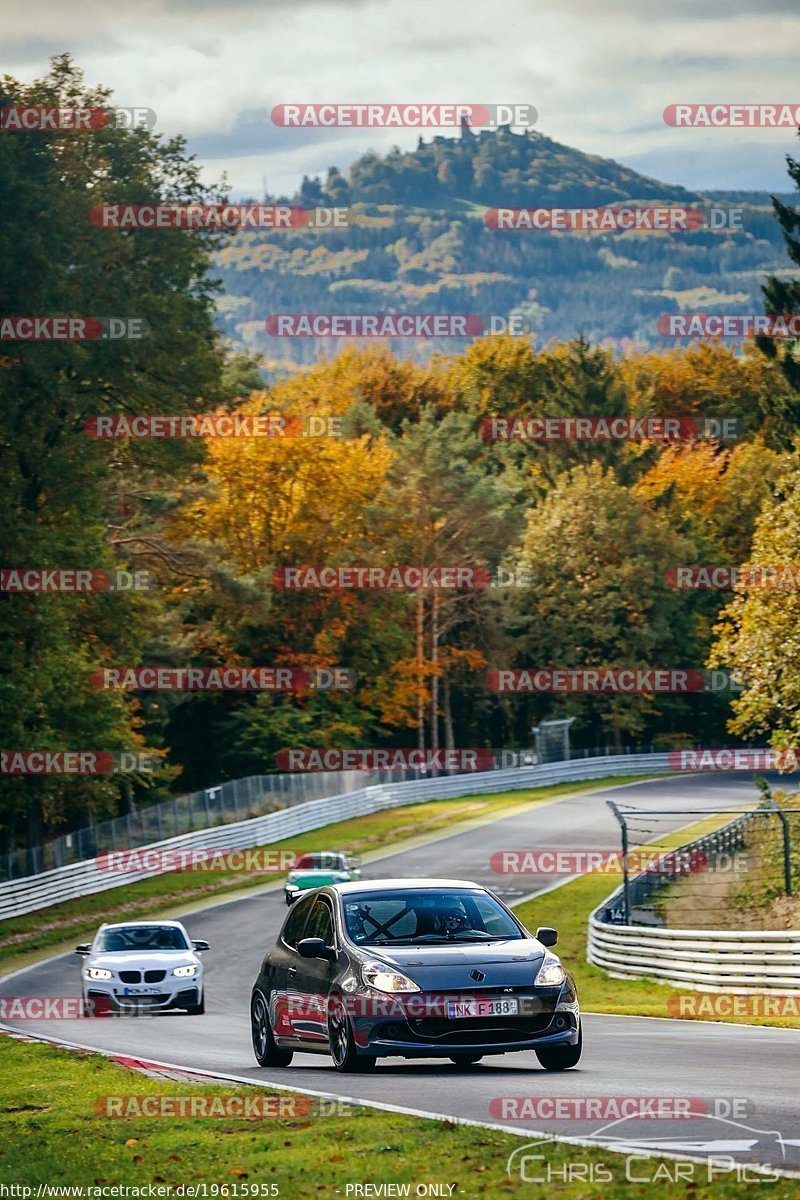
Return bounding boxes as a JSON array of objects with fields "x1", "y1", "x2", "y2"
[
  {"x1": 514, "y1": 815, "x2": 800, "y2": 1030},
  {"x1": 0, "y1": 1035, "x2": 792, "y2": 1196},
  {"x1": 0, "y1": 776, "x2": 659, "y2": 971}
]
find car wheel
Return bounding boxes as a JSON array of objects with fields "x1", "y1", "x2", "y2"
[
  {"x1": 449, "y1": 1054, "x2": 483, "y2": 1068},
  {"x1": 535, "y1": 1023, "x2": 582, "y2": 1071},
  {"x1": 251, "y1": 991, "x2": 293, "y2": 1067},
  {"x1": 328, "y1": 993, "x2": 375, "y2": 1073},
  {"x1": 185, "y1": 994, "x2": 205, "y2": 1015}
]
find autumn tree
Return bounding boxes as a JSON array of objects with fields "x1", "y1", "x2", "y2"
[
  {"x1": 0, "y1": 56, "x2": 225, "y2": 858},
  {"x1": 632, "y1": 438, "x2": 782, "y2": 565},
  {"x1": 710, "y1": 458, "x2": 800, "y2": 747},
  {"x1": 756, "y1": 132, "x2": 800, "y2": 431},
  {"x1": 368, "y1": 407, "x2": 528, "y2": 750},
  {"x1": 508, "y1": 462, "x2": 708, "y2": 749}
]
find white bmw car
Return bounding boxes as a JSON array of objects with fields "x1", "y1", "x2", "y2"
[{"x1": 76, "y1": 920, "x2": 209, "y2": 1015}]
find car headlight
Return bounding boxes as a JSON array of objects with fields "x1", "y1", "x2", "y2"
[
  {"x1": 173, "y1": 964, "x2": 198, "y2": 978},
  {"x1": 86, "y1": 967, "x2": 113, "y2": 980},
  {"x1": 362, "y1": 960, "x2": 421, "y2": 993},
  {"x1": 534, "y1": 955, "x2": 566, "y2": 987}
]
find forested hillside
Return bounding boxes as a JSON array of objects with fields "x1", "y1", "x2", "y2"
[{"x1": 215, "y1": 126, "x2": 793, "y2": 365}]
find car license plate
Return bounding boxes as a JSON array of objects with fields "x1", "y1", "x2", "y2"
[
  {"x1": 447, "y1": 998, "x2": 519, "y2": 1018},
  {"x1": 121, "y1": 986, "x2": 161, "y2": 995}
]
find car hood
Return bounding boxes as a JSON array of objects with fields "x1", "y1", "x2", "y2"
[
  {"x1": 87, "y1": 952, "x2": 199, "y2": 971},
  {"x1": 363, "y1": 939, "x2": 548, "y2": 990}
]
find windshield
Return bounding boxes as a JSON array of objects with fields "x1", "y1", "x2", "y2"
[
  {"x1": 95, "y1": 925, "x2": 190, "y2": 953},
  {"x1": 342, "y1": 889, "x2": 523, "y2": 945},
  {"x1": 295, "y1": 853, "x2": 346, "y2": 870}
]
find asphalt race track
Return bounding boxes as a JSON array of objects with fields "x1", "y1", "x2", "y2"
[{"x1": 2, "y1": 773, "x2": 799, "y2": 1176}]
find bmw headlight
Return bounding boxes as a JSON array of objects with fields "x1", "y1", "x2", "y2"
[
  {"x1": 173, "y1": 964, "x2": 198, "y2": 978},
  {"x1": 534, "y1": 955, "x2": 566, "y2": 987},
  {"x1": 362, "y1": 960, "x2": 420, "y2": 994},
  {"x1": 86, "y1": 967, "x2": 113, "y2": 980}
]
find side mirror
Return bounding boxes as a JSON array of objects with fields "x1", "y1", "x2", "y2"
[
  {"x1": 297, "y1": 937, "x2": 335, "y2": 962},
  {"x1": 192, "y1": 940, "x2": 210, "y2": 952},
  {"x1": 536, "y1": 927, "x2": 558, "y2": 948},
  {"x1": 75, "y1": 944, "x2": 91, "y2": 956}
]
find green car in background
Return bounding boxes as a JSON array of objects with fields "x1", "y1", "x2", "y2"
[{"x1": 284, "y1": 851, "x2": 361, "y2": 905}]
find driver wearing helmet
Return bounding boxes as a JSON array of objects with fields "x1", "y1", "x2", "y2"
[{"x1": 433, "y1": 897, "x2": 472, "y2": 936}]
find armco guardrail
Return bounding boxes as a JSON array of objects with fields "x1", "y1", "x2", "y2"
[
  {"x1": 1, "y1": 769, "x2": 397, "y2": 880},
  {"x1": 588, "y1": 921, "x2": 800, "y2": 991},
  {"x1": 0, "y1": 752, "x2": 670, "y2": 920},
  {"x1": 588, "y1": 814, "x2": 800, "y2": 992},
  {"x1": 3, "y1": 742, "x2": 669, "y2": 880}
]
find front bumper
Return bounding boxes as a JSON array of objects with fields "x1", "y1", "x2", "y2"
[
  {"x1": 350, "y1": 986, "x2": 580, "y2": 1058},
  {"x1": 84, "y1": 982, "x2": 201, "y2": 1014}
]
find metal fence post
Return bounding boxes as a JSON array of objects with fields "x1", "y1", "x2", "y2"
[
  {"x1": 768, "y1": 796, "x2": 793, "y2": 897},
  {"x1": 607, "y1": 800, "x2": 630, "y2": 924}
]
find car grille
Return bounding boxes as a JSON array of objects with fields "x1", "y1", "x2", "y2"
[
  {"x1": 403, "y1": 1014, "x2": 555, "y2": 1044},
  {"x1": 118, "y1": 971, "x2": 141, "y2": 983},
  {"x1": 88, "y1": 990, "x2": 171, "y2": 1009},
  {"x1": 144, "y1": 970, "x2": 166, "y2": 983},
  {"x1": 119, "y1": 994, "x2": 170, "y2": 1007}
]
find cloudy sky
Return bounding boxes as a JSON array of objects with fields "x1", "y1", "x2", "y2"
[{"x1": 4, "y1": 0, "x2": 800, "y2": 197}]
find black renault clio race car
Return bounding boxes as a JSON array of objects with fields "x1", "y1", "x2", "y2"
[{"x1": 250, "y1": 878, "x2": 581, "y2": 1072}]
